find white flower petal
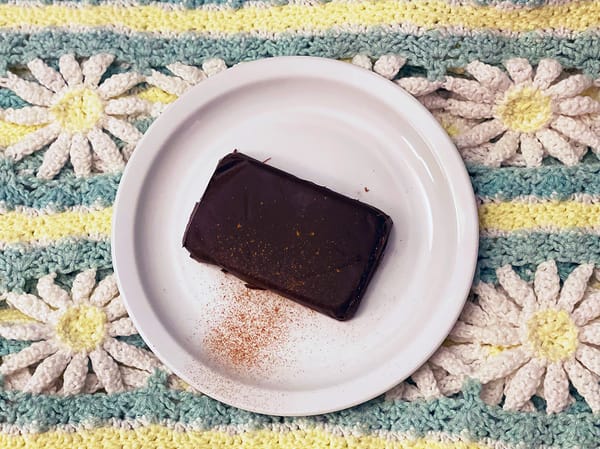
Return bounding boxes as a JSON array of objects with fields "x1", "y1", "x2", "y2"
[
  {"x1": 544, "y1": 362, "x2": 570, "y2": 413},
  {"x1": 496, "y1": 265, "x2": 536, "y2": 310},
  {"x1": 545, "y1": 75, "x2": 592, "y2": 100},
  {"x1": 474, "y1": 283, "x2": 521, "y2": 326},
  {"x1": 447, "y1": 343, "x2": 486, "y2": 364},
  {"x1": 450, "y1": 322, "x2": 520, "y2": 346},
  {"x1": 6, "y1": 292, "x2": 56, "y2": 323},
  {"x1": 81, "y1": 53, "x2": 114, "y2": 88},
  {"x1": 536, "y1": 128, "x2": 582, "y2": 166},
  {"x1": 572, "y1": 292, "x2": 600, "y2": 326},
  {"x1": 202, "y1": 58, "x2": 227, "y2": 77},
  {"x1": 445, "y1": 99, "x2": 494, "y2": 119},
  {"x1": 61, "y1": 352, "x2": 88, "y2": 395},
  {"x1": 418, "y1": 93, "x2": 447, "y2": 110},
  {"x1": 466, "y1": 60, "x2": 512, "y2": 91},
  {"x1": 0, "y1": 322, "x2": 51, "y2": 341},
  {"x1": 89, "y1": 347, "x2": 124, "y2": 394},
  {"x1": 454, "y1": 119, "x2": 507, "y2": 148},
  {"x1": 102, "y1": 117, "x2": 142, "y2": 145},
  {"x1": 5, "y1": 124, "x2": 61, "y2": 161},
  {"x1": 373, "y1": 54, "x2": 405, "y2": 79},
  {"x1": 563, "y1": 358, "x2": 600, "y2": 412},
  {"x1": 166, "y1": 62, "x2": 207, "y2": 85},
  {"x1": 108, "y1": 317, "x2": 138, "y2": 337},
  {"x1": 533, "y1": 260, "x2": 560, "y2": 307},
  {"x1": 557, "y1": 263, "x2": 594, "y2": 312},
  {"x1": 27, "y1": 59, "x2": 66, "y2": 93},
  {"x1": 0, "y1": 340, "x2": 58, "y2": 375},
  {"x1": 533, "y1": 59, "x2": 563, "y2": 90},
  {"x1": 429, "y1": 346, "x2": 470, "y2": 376},
  {"x1": 579, "y1": 322, "x2": 600, "y2": 345},
  {"x1": 58, "y1": 54, "x2": 83, "y2": 87},
  {"x1": 0, "y1": 71, "x2": 55, "y2": 106},
  {"x1": 410, "y1": 364, "x2": 441, "y2": 399},
  {"x1": 146, "y1": 70, "x2": 189, "y2": 96},
  {"x1": 103, "y1": 337, "x2": 160, "y2": 372},
  {"x1": 120, "y1": 365, "x2": 151, "y2": 389},
  {"x1": 487, "y1": 130, "x2": 520, "y2": 166},
  {"x1": 97, "y1": 72, "x2": 144, "y2": 100},
  {"x1": 71, "y1": 269, "x2": 97, "y2": 303},
  {"x1": 480, "y1": 378, "x2": 504, "y2": 405},
  {"x1": 70, "y1": 133, "x2": 92, "y2": 177},
  {"x1": 395, "y1": 78, "x2": 442, "y2": 97},
  {"x1": 476, "y1": 347, "x2": 530, "y2": 383},
  {"x1": 104, "y1": 97, "x2": 151, "y2": 115},
  {"x1": 551, "y1": 115, "x2": 600, "y2": 151},
  {"x1": 503, "y1": 358, "x2": 545, "y2": 410},
  {"x1": 557, "y1": 97, "x2": 600, "y2": 116},
  {"x1": 459, "y1": 301, "x2": 491, "y2": 325},
  {"x1": 460, "y1": 145, "x2": 491, "y2": 166},
  {"x1": 36, "y1": 273, "x2": 71, "y2": 309},
  {"x1": 576, "y1": 344, "x2": 600, "y2": 377},
  {"x1": 25, "y1": 350, "x2": 71, "y2": 394},
  {"x1": 90, "y1": 274, "x2": 118, "y2": 307},
  {"x1": 400, "y1": 384, "x2": 421, "y2": 401},
  {"x1": 437, "y1": 374, "x2": 464, "y2": 396},
  {"x1": 351, "y1": 54, "x2": 372, "y2": 70},
  {"x1": 520, "y1": 133, "x2": 544, "y2": 167},
  {"x1": 104, "y1": 295, "x2": 127, "y2": 321},
  {"x1": 4, "y1": 368, "x2": 32, "y2": 391},
  {"x1": 87, "y1": 127, "x2": 124, "y2": 172},
  {"x1": 443, "y1": 76, "x2": 496, "y2": 103},
  {"x1": 504, "y1": 58, "x2": 533, "y2": 85},
  {"x1": 37, "y1": 132, "x2": 71, "y2": 179},
  {"x1": 4, "y1": 106, "x2": 52, "y2": 125}
]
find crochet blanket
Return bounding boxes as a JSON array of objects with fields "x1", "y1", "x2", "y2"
[{"x1": 1, "y1": 1, "x2": 600, "y2": 448}]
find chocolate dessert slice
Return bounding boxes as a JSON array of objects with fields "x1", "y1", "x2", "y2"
[{"x1": 183, "y1": 152, "x2": 393, "y2": 320}]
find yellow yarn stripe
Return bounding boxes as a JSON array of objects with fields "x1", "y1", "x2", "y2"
[
  {"x1": 0, "y1": 427, "x2": 493, "y2": 449},
  {"x1": 137, "y1": 87, "x2": 178, "y2": 104},
  {"x1": 0, "y1": 1, "x2": 598, "y2": 34},
  {"x1": 0, "y1": 308, "x2": 34, "y2": 323},
  {"x1": 0, "y1": 207, "x2": 112, "y2": 244},
  {"x1": 0, "y1": 121, "x2": 42, "y2": 147},
  {"x1": 479, "y1": 201, "x2": 600, "y2": 231}
]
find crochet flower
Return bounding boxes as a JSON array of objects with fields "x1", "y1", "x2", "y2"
[
  {"x1": 0, "y1": 54, "x2": 146, "y2": 178},
  {"x1": 450, "y1": 261, "x2": 600, "y2": 413},
  {"x1": 386, "y1": 346, "x2": 471, "y2": 401},
  {"x1": 0, "y1": 270, "x2": 160, "y2": 394},
  {"x1": 443, "y1": 59, "x2": 600, "y2": 167},
  {"x1": 144, "y1": 59, "x2": 227, "y2": 115}
]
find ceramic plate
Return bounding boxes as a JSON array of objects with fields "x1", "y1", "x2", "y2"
[{"x1": 112, "y1": 57, "x2": 478, "y2": 416}]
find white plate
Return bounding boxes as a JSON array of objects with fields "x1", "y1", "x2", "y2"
[{"x1": 112, "y1": 57, "x2": 478, "y2": 416}]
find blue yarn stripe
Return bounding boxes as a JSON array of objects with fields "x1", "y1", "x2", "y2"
[
  {"x1": 1, "y1": 30, "x2": 600, "y2": 78},
  {"x1": 2, "y1": 161, "x2": 600, "y2": 211},
  {"x1": 469, "y1": 163, "x2": 600, "y2": 200},
  {"x1": 0, "y1": 374, "x2": 596, "y2": 448},
  {"x1": 0, "y1": 240, "x2": 112, "y2": 292}
]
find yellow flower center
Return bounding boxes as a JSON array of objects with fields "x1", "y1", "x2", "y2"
[
  {"x1": 50, "y1": 88, "x2": 104, "y2": 133},
  {"x1": 496, "y1": 86, "x2": 553, "y2": 133},
  {"x1": 55, "y1": 305, "x2": 107, "y2": 352},
  {"x1": 527, "y1": 309, "x2": 578, "y2": 362}
]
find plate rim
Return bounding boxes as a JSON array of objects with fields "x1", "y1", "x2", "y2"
[{"x1": 112, "y1": 56, "x2": 479, "y2": 416}]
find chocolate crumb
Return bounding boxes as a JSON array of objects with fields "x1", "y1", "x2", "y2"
[{"x1": 364, "y1": 187, "x2": 370, "y2": 192}]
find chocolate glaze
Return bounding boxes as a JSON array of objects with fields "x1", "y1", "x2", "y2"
[{"x1": 183, "y1": 152, "x2": 393, "y2": 320}]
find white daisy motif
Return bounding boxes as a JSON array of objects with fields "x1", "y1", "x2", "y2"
[
  {"x1": 144, "y1": 58, "x2": 227, "y2": 116},
  {"x1": 449, "y1": 261, "x2": 600, "y2": 413},
  {"x1": 386, "y1": 345, "x2": 471, "y2": 402},
  {"x1": 0, "y1": 270, "x2": 161, "y2": 394},
  {"x1": 0, "y1": 54, "x2": 147, "y2": 178},
  {"x1": 350, "y1": 54, "x2": 443, "y2": 104},
  {"x1": 441, "y1": 58, "x2": 600, "y2": 167}
]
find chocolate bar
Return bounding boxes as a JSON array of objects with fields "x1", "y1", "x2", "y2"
[{"x1": 183, "y1": 152, "x2": 393, "y2": 320}]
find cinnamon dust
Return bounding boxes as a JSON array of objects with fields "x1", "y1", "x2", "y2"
[{"x1": 204, "y1": 284, "x2": 293, "y2": 371}]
